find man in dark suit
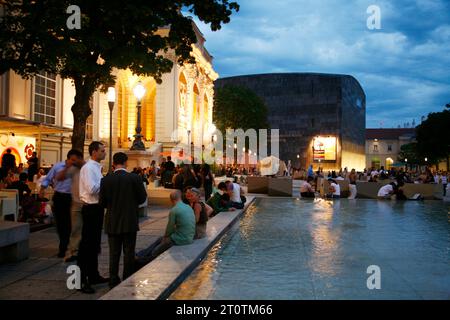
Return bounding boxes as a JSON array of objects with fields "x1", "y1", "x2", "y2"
[{"x1": 99, "y1": 152, "x2": 147, "y2": 289}]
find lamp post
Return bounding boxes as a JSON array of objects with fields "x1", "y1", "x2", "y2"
[
  {"x1": 107, "y1": 87, "x2": 116, "y2": 173},
  {"x1": 131, "y1": 82, "x2": 146, "y2": 150}
]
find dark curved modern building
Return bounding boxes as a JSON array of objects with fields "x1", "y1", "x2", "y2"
[{"x1": 215, "y1": 73, "x2": 366, "y2": 171}]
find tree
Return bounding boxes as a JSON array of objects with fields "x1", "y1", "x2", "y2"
[
  {"x1": 398, "y1": 142, "x2": 420, "y2": 165},
  {"x1": 416, "y1": 104, "x2": 450, "y2": 170},
  {"x1": 213, "y1": 84, "x2": 269, "y2": 137},
  {"x1": 0, "y1": 0, "x2": 239, "y2": 151}
]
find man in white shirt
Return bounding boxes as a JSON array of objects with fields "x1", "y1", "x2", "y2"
[
  {"x1": 377, "y1": 182, "x2": 397, "y2": 199},
  {"x1": 225, "y1": 180, "x2": 245, "y2": 209},
  {"x1": 327, "y1": 179, "x2": 341, "y2": 199},
  {"x1": 77, "y1": 141, "x2": 108, "y2": 294}
]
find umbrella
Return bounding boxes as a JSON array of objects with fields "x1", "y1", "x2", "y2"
[{"x1": 391, "y1": 162, "x2": 406, "y2": 167}]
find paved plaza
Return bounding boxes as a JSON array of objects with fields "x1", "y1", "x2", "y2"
[{"x1": 0, "y1": 205, "x2": 170, "y2": 300}]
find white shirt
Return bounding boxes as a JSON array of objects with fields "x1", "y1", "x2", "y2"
[
  {"x1": 79, "y1": 159, "x2": 103, "y2": 204},
  {"x1": 330, "y1": 182, "x2": 340, "y2": 196},
  {"x1": 231, "y1": 182, "x2": 241, "y2": 203},
  {"x1": 378, "y1": 184, "x2": 393, "y2": 197},
  {"x1": 434, "y1": 175, "x2": 440, "y2": 184},
  {"x1": 442, "y1": 175, "x2": 447, "y2": 184}
]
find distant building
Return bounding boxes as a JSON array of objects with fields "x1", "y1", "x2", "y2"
[
  {"x1": 365, "y1": 128, "x2": 416, "y2": 169},
  {"x1": 215, "y1": 73, "x2": 366, "y2": 171}
]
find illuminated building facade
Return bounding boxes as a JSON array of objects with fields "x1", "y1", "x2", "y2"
[
  {"x1": 0, "y1": 22, "x2": 217, "y2": 167},
  {"x1": 215, "y1": 73, "x2": 366, "y2": 171}
]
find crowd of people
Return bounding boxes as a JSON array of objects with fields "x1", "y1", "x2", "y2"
[
  {"x1": 2, "y1": 145, "x2": 449, "y2": 294},
  {"x1": 296, "y1": 164, "x2": 449, "y2": 199},
  {"x1": 0, "y1": 142, "x2": 250, "y2": 294}
]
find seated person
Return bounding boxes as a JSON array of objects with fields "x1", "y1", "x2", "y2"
[
  {"x1": 326, "y1": 179, "x2": 341, "y2": 199},
  {"x1": 7, "y1": 172, "x2": 35, "y2": 221},
  {"x1": 300, "y1": 176, "x2": 315, "y2": 198},
  {"x1": 7, "y1": 172, "x2": 31, "y2": 202},
  {"x1": 225, "y1": 180, "x2": 245, "y2": 209},
  {"x1": 185, "y1": 187, "x2": 213, "y2": 239},
  {"x1": 377, "y1": 182, "x2": 397, "y2": 199},
  {"x1": 138, "y1": 190, "x2": 195, "y2": 264},
  {"x1": 207, "y1": 182, "x2": 236, "y2": 216}
]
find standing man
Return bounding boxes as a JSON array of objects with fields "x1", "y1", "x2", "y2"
[
  {"x1": 1, "y1": 148, "x2": 16, "y2": 178},
  {"x1": 54, "y1": 152, "x2": 85, "y2": 262},
  {"x1": 78, "y1": 141, "x2": 108, "y2": 293},
  {"x1": 40, "y1": 149, "x2": 83, "y2": 257},
  {"x1": 99, "y1": 152, "x2": 147, "y2": 288}
]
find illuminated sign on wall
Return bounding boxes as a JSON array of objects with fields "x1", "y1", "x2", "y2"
[
  {"x1": 0, "y1": 135, "x2": 36, "y2": 166},
  {"x1": 313, "y1": 136, "x2": 337, "y2": 161}
]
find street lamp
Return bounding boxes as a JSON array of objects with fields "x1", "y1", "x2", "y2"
[
  {"x1": 131, "y1": 82, "x2": 146, "y2": 150},
  {"x1": 107, "y1": 86, "x2": 116, "y2": 173}
]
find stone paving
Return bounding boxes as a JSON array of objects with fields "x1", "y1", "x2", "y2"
[{"x1": 0, "y1": 205, "x2": 170, "y2": 300}]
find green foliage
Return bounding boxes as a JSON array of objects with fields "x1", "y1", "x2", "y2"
[
  {"x1": 0, "y1": 0, "x2": 239, "y2": 150},
  {"x1": 213, "y1": 84, "x2": 269, "y2": 133},
  {"x1": 416, "y1": 104, "x2": 450, "y2": 165},
  {"x1": 398, "y1": 142, "x2": 420, "y2": 164}
]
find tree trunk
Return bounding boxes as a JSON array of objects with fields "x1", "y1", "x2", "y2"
[{"x1": 71, "y1": 77, "x2": 96, "y2": 153}]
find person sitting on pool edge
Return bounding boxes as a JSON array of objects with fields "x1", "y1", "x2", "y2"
[
  {"x1": 185, "y1": 187, "x2": 213, "y2": 239},
  {"x1": 326, "y1": 178, "x2": 341, "y2": 199},
  {"x1": 377, "y1": 182, "x2": 398, "y2": 199},
  {"x1": 136, "y1": 190, "x2": 195, "y2": 266},
  {"x1": 300, "y1": 176, "x2": 315, "y2": 198},
  {"x1": 207, "y1": 182, "x2": 236, "y2": 216}
]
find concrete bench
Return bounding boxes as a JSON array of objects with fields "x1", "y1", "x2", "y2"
[
  {"x1": 356, "y1": 181, "x2": 444, "y2": 200},
  {"x1": 100, "y1": 196, "x2": 255, "y2": 300},
  {"x1": 247, "y1": 176, "x2": 269, "y2": 194},
  {"x1": 268, "y1": 177, "x2": 292, "y2": 196},
  {"x1": 0, "y1": 221, "x2": 30, "y2": 263}
]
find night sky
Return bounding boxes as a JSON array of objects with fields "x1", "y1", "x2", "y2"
[{"x1": 190, "y1": 0, "x2": 450, "y2": 128}]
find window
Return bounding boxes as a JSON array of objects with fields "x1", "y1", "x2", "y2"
[
  {"x1": 34, "y1": 72, "x2": 56, "y2": 124},
  {"x1": 85, "y1": 97, "x2": 94, "y2": 140},
  {"x1": 373, "y1": 144, "x2": 378, "y2": 152},
  {"x1": 387, "y1": 144, "x2": 392, "y2": 152}
]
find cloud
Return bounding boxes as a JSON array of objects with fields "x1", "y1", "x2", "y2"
[{"x1": 192, "y1": 0, "x2": 450, "y2": 128}]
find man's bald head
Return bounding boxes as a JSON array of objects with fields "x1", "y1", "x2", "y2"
[{"x1": 170, "y1": 190, "x2": 182, "y2": 202}]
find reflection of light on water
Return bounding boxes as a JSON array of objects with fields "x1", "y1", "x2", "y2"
[
  {"x1": 170, "y1": 203, "x2": 260, "y2": 299},
  {"x1": 170, "y1": 242, "x2": 221, "y2": 299},
  {"x1": 309, "y1": 200, "x2": 342, "y2": 276}
]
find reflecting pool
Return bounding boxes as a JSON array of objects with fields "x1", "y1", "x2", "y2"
[{"x1": 170, "y1": 198, "x2": 450, "y2": 300}]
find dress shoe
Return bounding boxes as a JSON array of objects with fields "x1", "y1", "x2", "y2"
[
  {"x1": 79, "y1": 282, "x2": 95, "y2": 294},
  {"x1": 90, "y1": 275, "x2": 109, "y2": 285}
]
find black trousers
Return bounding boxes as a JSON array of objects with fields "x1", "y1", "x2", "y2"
[
  {"x1": 204, "y1": 182, "x2": 213, "y2": 201},
  {"x1": 108, "y1": 232, "x2": 137, "y2": 283},
  {"x1": 52, "y1": 192, "x2": 72, "y2": 254},
  {"x1": 77, "y1": 204, "x2": 104, "y2": 282}
]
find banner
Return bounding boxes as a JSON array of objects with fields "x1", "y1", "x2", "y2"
[
  {"x1": 0, "y1": 135, "x2": 37, "y2": 166},
  {"x1": 313, "y1": 136, "x2": 336, "y2": 161}
]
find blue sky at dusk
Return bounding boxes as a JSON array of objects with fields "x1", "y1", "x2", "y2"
[{"x1": 191, "y1": 0, "x2": 450, "y2": 128}]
